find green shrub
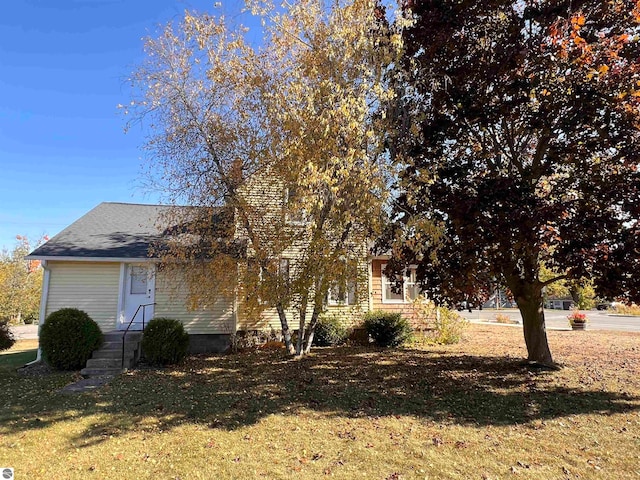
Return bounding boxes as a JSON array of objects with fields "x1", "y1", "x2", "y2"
[
  {"x1": 141, "y1": 317, "x2": 190, "y2": 365},
  {"x1": 0, "y1": 320, "x2": 16, "y2": 351},
  {"x1": 363, "y1": 310, "x2": 413, "y2": 347},
  {"x1": 313, "y1": 313, "x2": 350, "y2": 346},
  {"x1": 40, "y1": 308, "x2": 103, "y2": 370}
]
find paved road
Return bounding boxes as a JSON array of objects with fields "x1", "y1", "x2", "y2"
[
  {"x1": 458, "y1": 308, "x2": 640, "y2": 332},
  {"x1": 9, "y1": 324, "x2": 39, "y2": 340}
]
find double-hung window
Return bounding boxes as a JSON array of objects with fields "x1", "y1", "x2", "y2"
[
  {"x1": 328, "y1": 279, "x2": 356, "y2": 306},
  {"x1": 381, "y1": 263, "x2": 420, "y2": 303},
  {"x1": 405, "y1": 269, "x2": 420, "y2": 302}
]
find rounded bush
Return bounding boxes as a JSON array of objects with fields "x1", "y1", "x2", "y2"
[
  {"x1": 0, "y1": 321, "x2": 16, "y2": 352},
  {"x1": 40, "y1": 308, "x2": 103, "y2": 370},
  {"x1": 313, "y1": 314, "x2": 349, "y2": 346},
  {"x1": 141, "y1": 317, "x2": 190, "y2": 366},
  {"x1": 363, "y1": 310, "x2": 413, "y2": 347}
]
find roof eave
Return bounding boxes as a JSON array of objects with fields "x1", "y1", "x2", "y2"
[{"x1": 25, "y1": 255, "x2": 158, "y2": 263}]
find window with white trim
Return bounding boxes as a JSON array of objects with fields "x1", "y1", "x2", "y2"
[
  {"x1": 328, "y1": 280, "x2": 356, "y2": 306},
  {"x1": 381, "y1": 263, "x2": 420, "y2": 304}
]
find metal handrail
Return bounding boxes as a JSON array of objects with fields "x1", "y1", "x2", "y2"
[{"x1": 122, "y1": 303, "x2": 155, "y2": 369}]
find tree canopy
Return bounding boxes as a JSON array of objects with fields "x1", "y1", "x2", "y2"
[
  {"x1": 0, "y1": 236, "x2": 44, "y2": 324},
  {"x1": 388, "y1": 0, "x2": 640, "y2": 365}
]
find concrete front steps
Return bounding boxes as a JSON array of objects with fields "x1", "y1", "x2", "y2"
[{"x1": 80, "y1": 331, "x2": 142, "y2": 377}]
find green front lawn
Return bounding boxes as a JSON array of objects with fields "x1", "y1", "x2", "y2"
[
  {"x1": 0, "y1": 339, "x2": 38, "y2": 370},
  {"x1": 0, "y1": 326, "x2": 638, "y2": 479}
]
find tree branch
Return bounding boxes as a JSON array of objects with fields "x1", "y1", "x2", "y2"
[{"x1": 541, "y1": 274, "x2": 568, "y2": 288}]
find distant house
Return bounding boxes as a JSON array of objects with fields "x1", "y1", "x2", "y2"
[
  {"x1": 28, "y1": 202, "x2": 420, "y2": 354},
  {"x1": 545, "y1": 297, "x2": 575, "y2": 310}
]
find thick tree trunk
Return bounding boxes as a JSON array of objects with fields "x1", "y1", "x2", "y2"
[
  {"x1": 505, "y1": 271, "x2": 556, "y2": 367},
  {"x1": 516, "y1": 290, "x2": 554, "y2": 367},
  {"x1": 276, "y1": 303, "x2": 295, "y2": 354}
]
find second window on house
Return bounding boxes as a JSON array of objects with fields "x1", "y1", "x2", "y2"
[{"x1": 327, "y1": 279, "x2": 356, "y2": 306}]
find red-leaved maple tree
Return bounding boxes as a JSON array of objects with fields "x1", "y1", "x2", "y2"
[{"x1": 388, "y1": 1, "x2": 640, "y2": 366}]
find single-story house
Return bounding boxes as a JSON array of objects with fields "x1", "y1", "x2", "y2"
[
  {"x1": 544, "y1": 297, "x2": 576, "y2": 310},
  {"x1": 28, "y1": 202, "x2": 420, "y2": 354}
]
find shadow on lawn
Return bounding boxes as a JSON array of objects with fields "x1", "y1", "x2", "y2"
[{"x1": 1, "y1": 346, "x2": 638, "y2": 447}]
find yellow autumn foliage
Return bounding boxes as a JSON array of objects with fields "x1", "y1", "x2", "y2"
[{"x1": 127, "y1": 0, "x2": 403, "y2": 354}]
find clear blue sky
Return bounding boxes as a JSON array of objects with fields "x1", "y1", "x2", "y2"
[{"x1": 0, "y1": 0, "x2": 251, "y2": 251}]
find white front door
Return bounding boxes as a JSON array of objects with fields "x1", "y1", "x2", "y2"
[{"x1": 119, "y1": 264, "x2": 155, "y2": 330}]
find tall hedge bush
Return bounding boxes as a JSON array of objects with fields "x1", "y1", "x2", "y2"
[
  {"x1": 40, "y1": 308, "x2": 103, "y2": 370},
  {"x1": 141, "y1": 317, "x2": 190, "y2": 365}
]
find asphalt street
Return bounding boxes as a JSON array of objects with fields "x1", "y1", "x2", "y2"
[{"x1": 458, "y1": 308, "x2": 640, "y2": 332}]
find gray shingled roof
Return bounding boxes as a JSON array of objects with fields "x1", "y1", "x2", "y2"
[{"x1": 28, "y1": 202, "x2": 189, "y2": 259}]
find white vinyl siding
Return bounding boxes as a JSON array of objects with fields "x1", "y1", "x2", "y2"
[
  {"x1": 154, "y1": 268, "x2": 235, "y2": 335},
  {"x1": 45, "y1": 261, "x2": 120, "y2": 332},
  {"x1": 238, "y1": 307, "x2": 289, "y2": 332}
]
